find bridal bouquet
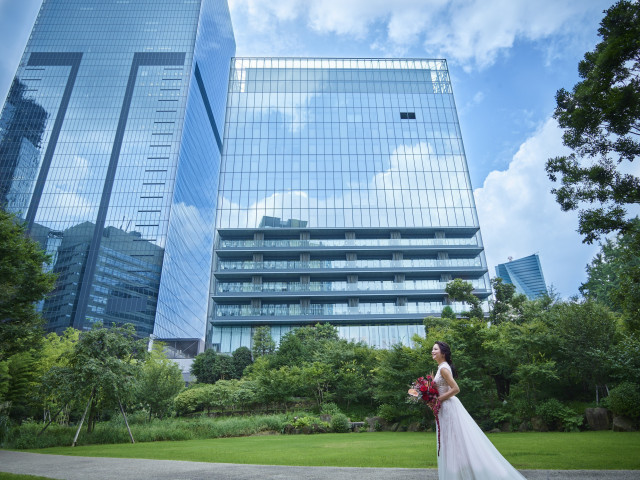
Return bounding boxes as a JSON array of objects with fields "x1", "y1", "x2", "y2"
[{"x1": 408, "y1": 375, "x2": 441, "y2": 455}]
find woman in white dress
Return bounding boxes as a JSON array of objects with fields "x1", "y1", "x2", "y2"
[{"x1": 431, "y1": 341, "x2": 527, "y2": 480}]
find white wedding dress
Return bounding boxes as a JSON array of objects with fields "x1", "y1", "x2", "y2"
[{"x1": 434, "y1": 362, "x2": 527, "y2": 480}]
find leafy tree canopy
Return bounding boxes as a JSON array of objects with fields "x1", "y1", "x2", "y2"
[
  {"x1": 251, "y1": 326, "x2": 276, "y2": 359},
  {"x1": 190, "y1": 348, "x2": 235, "y2": 384},
  {"x1": 68, "y1": 322, "x2": 148, "y2": 406},
  {"x1": 445, "y1": 278, "x2": 484, "y2": 319},
  {"x1": 580, "y1": 218, "x2": 640, "y2": 332},
  {"x1": 546, "y1": 0, "x2": 640, "y2": 243},
  {"x1": 136, "y1": 343, "x2": 184, "y2": 419},
  {"x1": 0, "y1": 209, "x2": 56, "y2": 360}
]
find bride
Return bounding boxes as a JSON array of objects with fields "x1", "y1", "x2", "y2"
[{"x1": 428, "y1": 341, "x2": 527, "y2": 479}]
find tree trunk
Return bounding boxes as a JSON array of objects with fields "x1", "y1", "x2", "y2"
[
  {"x1": 87, "y1": 395, "x2": 97, "y2": 433},
  {"x1": 118, "y1": 398, "x2": 135, "y2": 444},
  {"x1": 492, "y1": 374, "x2": 510, "y2": 401},
  {"x1": 72, "y1": 389, "x2": 94, "y2": 447},
  {"x1": 38, "y1": 405, "x2": 66, "y2": 437}
]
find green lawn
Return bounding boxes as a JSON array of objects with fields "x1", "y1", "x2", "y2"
[{"x1": 15, "y1": 431, "x2": 640, "y2": 470}]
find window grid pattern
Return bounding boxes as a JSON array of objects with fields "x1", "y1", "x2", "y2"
[
  {"x1": 209, "y1": 57, "x2": 490, "y2": 353},
  {"x1": 0, "y1": 0, "x2": 236, "y2": 338}
]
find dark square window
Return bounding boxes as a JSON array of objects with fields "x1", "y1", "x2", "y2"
[{"x1": 400, "y1": 112, "x2": 416, "y2": 120}]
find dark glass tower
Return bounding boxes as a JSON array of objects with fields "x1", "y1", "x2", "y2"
[
  {"x1": 208, "y1": 58, "x2": 491, "y2": 352},
  {"x1": 495, "y1": 254, "x2": 548, "y2": 299},
  {"x1": 0, "y1": 0, "x2": 236, "y2": 339}
]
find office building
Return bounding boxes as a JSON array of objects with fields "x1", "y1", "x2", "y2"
[
  {"x1": 209, "y1": 58, "x2": 492, "y2": 352},
  {"x1": 0, "y1": 0, "x2": 236, "y2": 340},
  {"x1": 495, "y1": 254, "x2": 548, "y2": 300}
]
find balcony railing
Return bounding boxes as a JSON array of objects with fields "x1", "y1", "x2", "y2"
[
  {"x1": 218, "y1": 258, "x2": 483, "y2": 271},
  {"x1": 216, "y1": 279, "x2": 487, "y2": 294},
  {"x1": 214, "y1": 301, "x2": 475, "y2": 317},
  {"x1": 219, "y1": 238, "x2": 478, "y2": 249}
]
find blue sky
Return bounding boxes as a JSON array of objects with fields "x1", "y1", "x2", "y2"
[{"x1": 0, "y1": 0, "x2": 622, "y2": 297}]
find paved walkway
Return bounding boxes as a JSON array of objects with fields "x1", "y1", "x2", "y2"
[{"x1": 1, "y1": 451, "x2": 638, "y2": 480}]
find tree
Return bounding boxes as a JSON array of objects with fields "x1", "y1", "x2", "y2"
[
  {"x1": 231, "y1": 346, "x2": 253, "y2": 378},
  {"x1": 490, "y1": 277, "x2": 527, "y2": 325},
  {"x1": 4, "y1": 352, "x2": 38, "y2": 420},
  {"x1": 190, "y1": 349, "x2": 235, "y2": 384},
  {"x1": 0, "y1": 209, "x2": 56, "y2": 360},
  {"x1": 251, "y1": 326, "x2": 276, "y2": 359},
  {"x1": 65, "y1": 323, "x2": 147, "y2": 444},
  {"x1": 580, "y1": 219, "x2": 640, "y2": 332},
  {"x1": 445, "y1": 278, "x2": 484, "y2": 319},
  {"x1": 545, "y1": 0, "x2": 640, "y2": 243},
  {"x1": 136, "y1": 343, "x2": 184, "y2": 420}
]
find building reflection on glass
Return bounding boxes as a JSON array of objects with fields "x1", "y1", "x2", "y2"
[
  {"x1": 0, "y1": 79, "x2": 47, "y2": 215},
  {"x1": 0, "y1": 0, "x2": 236, "y2": 343},
  {"x1": 259, "y1": 216, "x2": 308, "y2": 228},
  {"x1": 30, "y1": 222, "x2": 163, "y2": 335},
  {"x1": 209, "y1": 58, "x2": 492, "y2": 353}
]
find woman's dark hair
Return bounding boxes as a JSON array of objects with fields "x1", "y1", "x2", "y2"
[{"x1": 435, "y1": 341, "x2": 458, "y2": 378}]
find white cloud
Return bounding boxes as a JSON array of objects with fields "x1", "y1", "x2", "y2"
[
  {"x1": 229, "y1": 0, "x2": 602, "y2": 70},
  {"x1": 474, "y1": 117, "x2": 600, "y2": 298}
]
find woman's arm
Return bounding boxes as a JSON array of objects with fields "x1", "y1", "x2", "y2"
[{"x1": 437, "y1": 368, "x2": 460, "y2": 402}]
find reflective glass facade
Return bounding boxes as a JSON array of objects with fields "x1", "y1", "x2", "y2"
[
  {"x1": 495, "y1": 254, "x2": 548, "y2": 300},
  {"x1": 0, "y1": 0, "x2": 235, "y2": 339},
  {"x1": 209, "y1": 58, "x2": 491, "y2": 352}
]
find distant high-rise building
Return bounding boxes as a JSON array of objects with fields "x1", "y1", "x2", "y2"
[
  {"x1": 495, "y1": 254, "x2": 548, "y2": 299},
  {"x1": 0, "y1": 0, "x2": 236, "y2": 340},
  {"x1": 208, "y1": 58, "x2": 492, "y2": 353}
]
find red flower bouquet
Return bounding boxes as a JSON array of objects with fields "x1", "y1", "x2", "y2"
[{"x1": 408, "y1": 375, "x2": 441, "y2": 455}]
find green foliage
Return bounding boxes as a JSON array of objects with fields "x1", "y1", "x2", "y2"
[
  {"x1": 174, "y1": 385, "x2": 209, "y2": 415},
  {"x1": 546, "y1": 300, "x2": 617, "y2": 390},
  {"x1": 445, "y1": 278, "x2": 483, "y2": 318},
  {"x1": 320, "y1": 402, "x2": 341, "y2": 416},
  {"x1": 232, "y1": 346, "x2": 253, "y2": 377},
  {"x1": 5, "y1": 413, "x2": 291, "y2": 448},
  {"x1": 581, "y1": 220, "x2": 640, "y2": 332},
  {"x1": 535, "y1": 399, "x2": 583, "y2": 432},
  {"x1": 608, "y1": 334, "x2": 640, "y2": 385},
  {"x1": 0, "y1": 361, "x2": 9, "y2": 401},
  {"x1": 56, "y1": 322, "x2": 148, "y2": 427},
  {"x1": 441, "y1": 305, "x2": 456, "y2": 319},
  {"x1": 289, "y1": 415, "x2": 329, "y2": 432},
  {"x1": 490, "y1": 277, "x2": 526, "y2": 324},
  {"x1": 5, "y1": 352, "x2": 38, "y2": 420},
  {"x1": 190, "y1": 349, "x2": 236, "y2": 384},
  {"x1": 545, "y1": 0, "x2": 640, "y2": 243},
  {"x1": 251, "y1": 326, "x2": 276, "y2": 359},
  {"x1": 373, "y1": 344, "x2": 428, "y2": 421},
  {"x1": 0, "y1": 209, "x2": 56, "y2": 361},
  {"x1": 607, "y1": 382, "x2": 640, "y2": 419},
  {"x1": 330, "y1": 413, "x2": 350, "y2": 433},
  {"x1": 136, "y1": 343, "x2": 184, "y2": 419},
  {"x1": 270, "y1": 323, "x2": 340, "y2": 369}
]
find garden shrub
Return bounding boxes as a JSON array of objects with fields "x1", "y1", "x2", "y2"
[
  {"x1": 320, "y1": 402, "x2": 341, "y2": 416},
  {"x1": 330, "y1": 413, "x2": 350, "y2": 433},
  {"x1": 607, "y1": 382, "x2": 640, "y2": 419},
  {"x1": 535, "y1": 398, "x2": 583, "y2": 431},
  {"x1": 377, "y1": 404, "x2": 398, "y2": 422}
]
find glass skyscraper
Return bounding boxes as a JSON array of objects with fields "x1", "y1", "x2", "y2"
[
  {"x1": 495, "y1": 254, "x2": 548, "y2": 300},
  {"x1": 0, "y1": 0, "x2": 235, "y2": 339},
  {"x1": 209, "y1": 58, "x2": 491, "y2": 352}
]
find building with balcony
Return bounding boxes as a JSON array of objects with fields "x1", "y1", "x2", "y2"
[
  {"x1": 0, "y1": 0, "x2": 236, "y2": 340},
  {"x1": 208, "y1": 58, "x2": 491, "y2": 352},
  {"x1": 495, "y1": 254, "x2": 548, "y2": 300}
]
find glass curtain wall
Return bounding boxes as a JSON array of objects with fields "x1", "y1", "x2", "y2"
[
  {"x1": 209, "y1": 58, "x2": 491, "y2": 352},
  {"x1": 0, "y1": 0, "x2": 235, "y2": 339}
]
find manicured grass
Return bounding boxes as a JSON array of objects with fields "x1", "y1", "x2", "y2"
[{"x1": 18, "y1": 431, "x2": 640, "y2": 470}]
